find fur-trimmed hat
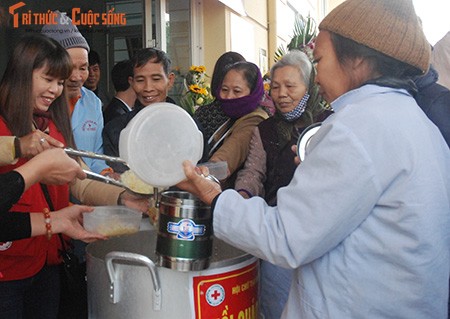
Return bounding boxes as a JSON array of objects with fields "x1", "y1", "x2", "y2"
[
  {"x1": 41, "y1": 11, "x2": 90, "y2": 52},
  {"x1": 319, "y1": 0, "x2": 430, "y2": 73}
]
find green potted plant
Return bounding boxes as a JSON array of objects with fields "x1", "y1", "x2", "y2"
[{"x1": 274, "y1": 14, "x2": 317, "y2": 62}]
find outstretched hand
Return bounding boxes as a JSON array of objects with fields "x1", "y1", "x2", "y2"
[
  {"x1": 176, "y1": 160, "x2": 222, "y2": 205},
  {"x1": 52, "y1": 205, "x2": 107, "y2": 243},
  {"x1": 291, "y1": 144, "x2": 301, "y2": 166}
]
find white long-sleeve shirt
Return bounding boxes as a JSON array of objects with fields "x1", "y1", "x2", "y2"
[{"x1": 214, "y1": 84, "x2": 450, "y2": 318}]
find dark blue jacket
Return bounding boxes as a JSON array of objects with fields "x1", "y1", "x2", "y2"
[{"x1": 414, "y1": 66, "x2": 450, "y2": 148}]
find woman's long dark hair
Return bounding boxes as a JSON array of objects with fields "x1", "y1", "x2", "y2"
[
  {"x1": 0, "y1": 34, "x2": 75, "y2": 148},
  {"x1": 210, "y1": 51, "x2": 246, "y2": 98}
]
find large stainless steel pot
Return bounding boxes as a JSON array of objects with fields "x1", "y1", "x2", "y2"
[{"x1": 86, "y1": 230, "x2": 259, "y2": 318}]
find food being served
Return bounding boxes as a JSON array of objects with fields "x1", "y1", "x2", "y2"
[
  {"x1": 96, "y1": 220, "x2": 140, "y2": 237},
  {"x1": 83, "y1": 206, "x2": 142, "y2": 237},
  {"x1": 120, "y1": 170, "x2": 153, "y2": 194}
]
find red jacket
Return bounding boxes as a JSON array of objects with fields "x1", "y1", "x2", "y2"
[{"x1": 0, "y1": 118, "x2": 69, "y2": 281}]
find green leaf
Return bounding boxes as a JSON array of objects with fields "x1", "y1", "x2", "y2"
[
  {"x1": 287, "y1": 14, "x2": 317, "y2": 51},
  {"x1": 179, "y1": 93, "x2": 195, "y2": 115},
  {"x1": 274, "y1": 45, "x2": 287, "y2": 62}
]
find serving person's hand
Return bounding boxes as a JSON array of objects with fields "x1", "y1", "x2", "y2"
[
  {"x1": 119, "y1": 191, "x2": 150, "y2": 213},
  {"x1": 176, "y1": 160, "x2": 222, "y2": 206},
  {"x1": 18, "y1": 130, "x2": 64, "y2": 158},
  {"x1": 15, "y1": 148, "x2": 86, "y2": 190}
]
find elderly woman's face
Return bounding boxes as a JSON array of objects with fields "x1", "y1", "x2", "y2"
[
  {"x1": 313, "y1": 31, "x2": 353, "y2": 103},
  {"x1": 270, "y1": 65, "x2": 308, "y2": 114}
]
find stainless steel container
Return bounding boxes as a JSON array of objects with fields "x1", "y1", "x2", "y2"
[
  {"x1": 156, "y1": 191, "x2": 212, "y2": 271},
  {"x1": 86, "y1": 230, "x2": 259, "y2": 319}
]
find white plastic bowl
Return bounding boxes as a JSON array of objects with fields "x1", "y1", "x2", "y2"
[
  {"x1": 118, "y1": 102, "x2": 204, "y2": 187},
  {"x1": 83, "y1": 206, "x2": 142, "y2": 237}
]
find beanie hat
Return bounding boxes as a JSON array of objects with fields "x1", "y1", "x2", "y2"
[
  {"x1": 319, "y1": 0, "x2": 430, "y2": 73},
  {"x1": 41, "y1": 11, "x2": 90, "y2": 52}
]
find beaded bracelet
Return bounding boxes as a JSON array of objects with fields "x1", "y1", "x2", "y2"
[{"x1": 42, "y1": 208, "x2": 52, "y2": 240}]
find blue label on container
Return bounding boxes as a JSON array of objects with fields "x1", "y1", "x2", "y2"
[{"x1": 167, "y1": 218, "x2": 206, "y2": 241}]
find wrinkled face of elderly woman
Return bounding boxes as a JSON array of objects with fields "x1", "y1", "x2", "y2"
[{"x1": 270, "y1": 65, "x2": 308, "y2": 114}]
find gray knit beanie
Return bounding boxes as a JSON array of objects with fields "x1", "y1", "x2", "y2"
[{"x1": 41, "y1": 11, "x2": 90, "y2": 52}]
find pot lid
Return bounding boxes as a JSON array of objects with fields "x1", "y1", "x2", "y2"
[
  {"x1": 119, "y1": 102, "x2": 204, "y2": 187},
  {"x1": 297, "y1": 122, "x2": 322, "y2": 161}
]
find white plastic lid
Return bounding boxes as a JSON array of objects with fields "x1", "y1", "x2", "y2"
[
  {"x1": 297, "y1": 122, "x2": 322, "y2": 161},
  {"x1": 119, "y1": 102, "x2": 204, "y2": 187}
]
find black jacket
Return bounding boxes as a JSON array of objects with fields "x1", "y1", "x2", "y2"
[
  {"x1": 103, "y1": 97, "x2": 134, "y2": 126},
  {"x1": 414, "y1": 66, "x2": 450, "y2": 148},
  {"x1": 0, "y1": 171, "x2": 31, "y2": 241}
]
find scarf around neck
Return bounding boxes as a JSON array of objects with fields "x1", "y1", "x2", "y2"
[
  {"x1": 280, "y1": 93, "x2": 310, "y2": 122},
  {"x1": 216, "y1": 69, "x2": 264, "y2": 119},
  {"x1": 33, "y1": 110, "x2": 52, "y2": 131}
]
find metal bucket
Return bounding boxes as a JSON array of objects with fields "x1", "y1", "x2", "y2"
[
  {"x1": 86, "y1": 230, "x2": 259, "y2": 318},
  {"x1": 156, "y1": 191, "x2": 212, "y2": 271}
]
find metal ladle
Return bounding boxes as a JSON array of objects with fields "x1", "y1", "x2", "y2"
[
  {"x1": 64, "y1": 148, "x2": 129, "y2": 167},
  {"x1": 64, "y1": 148, "x2": 151, "y2": 195},
  {"x1": 82, "y1": 170, "x2": 152, "y2": 196}
]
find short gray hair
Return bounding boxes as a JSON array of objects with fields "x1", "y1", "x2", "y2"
[{"x1": 270, "y1": 50, "x2": 312, "y2": 87}]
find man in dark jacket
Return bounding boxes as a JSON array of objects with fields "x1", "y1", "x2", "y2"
[
  {"x1": 102, "y1": 48, "x2": 176, "y2": 173},
  {"x1": 414, "y1": 65, "x2": 450, "y2": 148},
  {"x1": 103, "y1": 59, "x2": 137, "y2": 125},
  {"x1": 102, "y1": 48, "x2": 209, "y2": 172}
]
